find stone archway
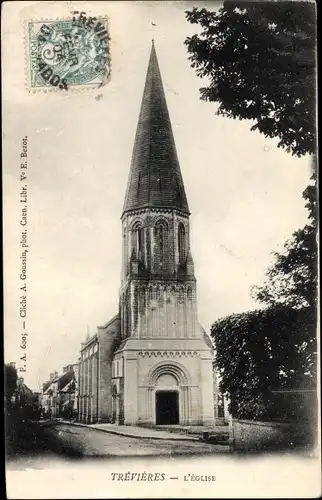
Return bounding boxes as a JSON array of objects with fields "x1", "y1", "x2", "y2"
[{"x1": 145, "y1": 361, "x2": 192, "y2": 425}]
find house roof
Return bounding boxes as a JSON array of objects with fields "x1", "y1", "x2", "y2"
[
  {"x1": 42, "y1": 380, "x2": 52, "y2": 393},
  {"x1": 55, "y1": 369, "x2": 74, "y2": 391},
  {"x1": 60, "y1": 378, "x2": 75, "y2": 393},
  {"x1": 122, "y1": 41, "x2": 190, "y2": 217},
  {"x1": 16, "y1": 380, "x2": 34, "y2": 399}
]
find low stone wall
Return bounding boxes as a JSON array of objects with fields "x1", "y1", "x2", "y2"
[{"x1": 230, "y1": 418, "x2": 316, "y2": 453}]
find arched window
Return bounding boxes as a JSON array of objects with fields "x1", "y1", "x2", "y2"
[
  {"x1": 178, "y1": 223, "x2": 186, "y2": 265},
  {"x1": 132, "y1": 222, "x2": 144, "y2": 261},
  {"x1": 155, "y1": 220, "x2": 168, "y2": 271},
  {"x1": 146, "y1": 229, "x2": 151, "y2": 270}
]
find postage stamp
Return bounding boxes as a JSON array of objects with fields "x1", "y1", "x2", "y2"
[{"x1": 25, "y1": 13, "x2": 111, "y2": 91}]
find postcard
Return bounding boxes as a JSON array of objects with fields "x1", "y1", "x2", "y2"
[{"x1": 3, "y1": 0, "x2": 320, "y2": 498}]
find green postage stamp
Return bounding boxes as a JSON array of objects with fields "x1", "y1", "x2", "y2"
[{"x1": 26, "y1": 13, "x2": 111, "y2": 91}]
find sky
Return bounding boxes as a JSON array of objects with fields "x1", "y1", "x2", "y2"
[{"x1": 3, "y1": 1, "x2": 312, "y2": 391}]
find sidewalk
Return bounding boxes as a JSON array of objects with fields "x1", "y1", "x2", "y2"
[{"x1": 57, "y1": 420, "x2": 202, "y2": 441}]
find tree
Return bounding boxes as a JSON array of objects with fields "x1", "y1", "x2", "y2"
[
  {"x1": 212, "y1": 305, "x2": 316, "y2": 420},
  {"x1": 4, "y1": 363, "x2": 18, "y2": 404},
  {"x1": 185, "y1": 1, "x2": 316, "y2": 156}
]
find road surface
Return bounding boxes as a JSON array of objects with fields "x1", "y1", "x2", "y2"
[
  {"x1": 45, "y1": 422, "x2": 228, "y2": 457},
  {"x1": 6, "y1": 421, "x2": 230, "y2": 468}
]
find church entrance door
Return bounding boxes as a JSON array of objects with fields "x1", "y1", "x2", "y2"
[{"x1": 155, "y1": 390, "x2": 179, "y2": 425}]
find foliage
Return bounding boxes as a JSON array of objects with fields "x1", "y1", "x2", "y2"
[
  {"x1": 211, "y1": 306, "x2": 316, "y2": 420},
  {"x1": 185, "y1": 1, "x2": 316, "y2": 156},
  {"x1": 4, "y1": 364, "x2": 18, "y2": 404}
]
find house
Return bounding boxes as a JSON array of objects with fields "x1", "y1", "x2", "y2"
[
  {"x1": 13, "y1": 377, "x2": 40, "y2": 420},
  {"x1": 41, "y1": 364, "x2": 78, "y2": 419},
  {"x1": 41, "y1": 371, "x2": 58, "y2": 418}
]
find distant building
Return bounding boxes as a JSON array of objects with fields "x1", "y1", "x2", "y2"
[
  {"x1": 41, "y1": 371, "x2": 58, "y2": 417},
  {"x1": 41, "y1": 364, "x2": 78, "y2": 419},
  {"x1": 78, "y1": 41, "x2": 217, "y2": 427},
  {"x1": 14, "y1": 377, "x2": 34, "y2": 405},
  {"x1": 54, "y1": 364, "x2": 78, "y2": 418},
  {"x1": 11, "y1": 377, "x2": 40, "y2": 419}
]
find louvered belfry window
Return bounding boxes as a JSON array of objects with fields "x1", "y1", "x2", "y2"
[
  {"x1": 132, "y1": 223, "x2": 144, "y2": 262},
  {"x1": 155, "y1": 220, "x2": 167, "y2": 271}
]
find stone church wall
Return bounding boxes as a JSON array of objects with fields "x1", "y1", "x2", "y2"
[{"x1": 97, "y1": 316, "x2": 121, "y2": 422}]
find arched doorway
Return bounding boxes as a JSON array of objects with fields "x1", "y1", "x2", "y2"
[
  {"x1": 145, "y1": 361, "x2": 192, "y2": 425},
  {"x1": 155, "y1": 373, "x2": 179, "y2": 425},
  {"x1": 155, "y1": 390, "x2": 179, "y2": 425}
]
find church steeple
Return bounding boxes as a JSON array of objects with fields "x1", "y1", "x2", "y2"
[{"x1": 122, "y1": 41, "x2": 190, "y2": 217}]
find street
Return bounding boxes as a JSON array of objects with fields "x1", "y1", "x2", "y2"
[
  {"x1": 44, "y1": 422, "x2": 228, "y2": 457},
  {"x1": 6, "y1": 421, "x2": 230, "y2": 469}
]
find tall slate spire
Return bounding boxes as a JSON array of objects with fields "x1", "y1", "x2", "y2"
[{"x1": 122, "y1": 41, "x2": 190, "y2": 216}]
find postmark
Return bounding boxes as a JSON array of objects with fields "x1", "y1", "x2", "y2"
[{"x1": 25, "y1": 12, "x2": 111, "y2": 92}]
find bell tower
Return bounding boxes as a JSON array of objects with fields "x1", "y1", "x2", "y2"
[
  {"x1": 120, "y1": 41, "x2": 198, "y2": 341},
  {"x1": 112, "y1": 41, "x2": 214, "y2": 426}
]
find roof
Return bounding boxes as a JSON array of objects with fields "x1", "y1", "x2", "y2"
[
  {"x1": 42, "y1": 380, "x2": 52, "y2": 393},
  {"x1": 97, "y1": 313, "x2": 120, "y2": 331},
  {"x1": 16, "y1": 381, "x2": 33, "y2": 397},
  {"x1": 199, "y1": 324, "x2": 214, "y2": 350},
  {"x1": 81, "y1": 332, "x2": 98, "y2": 350},
  {"x1": 122, "y1": 41, "x2": 190, "y2": 217},
  {"x1": 60, "y1": 379, "x2": 75, "y2": 393},
  {"x1": 53, "y1": 369, "x2": 75, "y2": 391}
]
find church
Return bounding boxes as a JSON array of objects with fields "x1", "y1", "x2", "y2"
[{"x1": 77, "y1": 41, "x2": 215, "y2": 427}]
